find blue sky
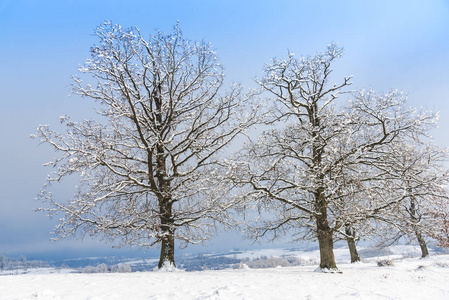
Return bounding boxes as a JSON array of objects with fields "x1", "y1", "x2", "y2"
[{"x1": 1, "y1": 0, "x2": 449, "y2": 259}]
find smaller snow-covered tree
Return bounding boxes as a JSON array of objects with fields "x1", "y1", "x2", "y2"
[
  {"x1": 373, "y1": 143, "x2": 449, "y2": 257},
  {"x1": 431, "y1": 207, "x2": 449, "y2": 248},
  {"x1": 228, "y1": 45, "x2": 439, "y2": 270}
]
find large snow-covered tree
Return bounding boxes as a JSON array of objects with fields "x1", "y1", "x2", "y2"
[
  {"x1": 228, "y1": 45, "x2": 438, "y2": 270},
  {"x1": 34, "y1": 22, "x2": 255, "y2": 269}
]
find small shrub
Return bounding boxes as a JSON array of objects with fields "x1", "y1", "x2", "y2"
[
  {"x1": 377, "y1": 259, "x2": 394, "y2": 267},
  {"x1": 245, "y1": 257, "x2": 291, "y2": 269},
  {"x1": 111, "y1": 263, "x2": 132, "y2": 273},
  {"x1": 78, "y1": 263, "x2": 109, "y2": 273},
  {"x1": 435, "y1": 262, "x2": 449, "y2": 268}
]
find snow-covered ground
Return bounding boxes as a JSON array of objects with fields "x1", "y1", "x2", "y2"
[{"x1": 2, "y1": 245, "x2": 449, "y2": 299}]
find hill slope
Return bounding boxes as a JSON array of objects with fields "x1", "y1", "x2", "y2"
[{"x1": 1, "y1": 246, "x2": 449, "y2": 299}]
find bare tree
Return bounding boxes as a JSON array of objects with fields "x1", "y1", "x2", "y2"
[
  {"x1": 228, "y1": 45, "x2": 438, "y2": 270},
  {"x1": 431, "y1": 205, "x2": 449, "y2": 248},
  {"x1": 373, "y1": 143, "x2": 449, "y2": 257},
  {"x1": 33, "y1": 22, "x2": 255, "y2": 269}
]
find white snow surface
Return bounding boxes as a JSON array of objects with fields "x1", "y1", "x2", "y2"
[{"x1": 2, "y1": 245, "x2": 449, "y2": 299}]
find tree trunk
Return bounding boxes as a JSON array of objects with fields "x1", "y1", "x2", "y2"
[
  {"x1": 311, "y1": 117, "x2": 337, "y2": 270},
  {"x1": 409, "y1": 195, "x2": 429, "y2": 258},
  {"x1": 158, "y1": 201, "x2": 176, "y2": 268},
  {"x1": 155, "y1": 116, "x2": 176, "y2": 269},
  {"x1": 316, "y1": 214, "x2": 337, "y2": 270},
  {"x1": 345, "y1": 226, "x2": 360, "y2": 263},
  {"x1": 415, "y1": 231, "x2": 429, "y2": 258},
  {"x1": 158, "y1": 228, "x2": 175, "y2": 268},
  {"x1": 314, "y1": 184, "x2": 338, "y2": 270}
]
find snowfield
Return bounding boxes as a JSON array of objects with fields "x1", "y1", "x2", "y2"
[{"x1": 2, "y1": 246, "x2": 449, "y2": 300}]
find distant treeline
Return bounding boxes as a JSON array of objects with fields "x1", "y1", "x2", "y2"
[
  {"x1": 77, "y1": 263, "x2": 131, "y2": 273},
  {"x1": 0, "y1": 253, "x2": 49, "y2": 270}
]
